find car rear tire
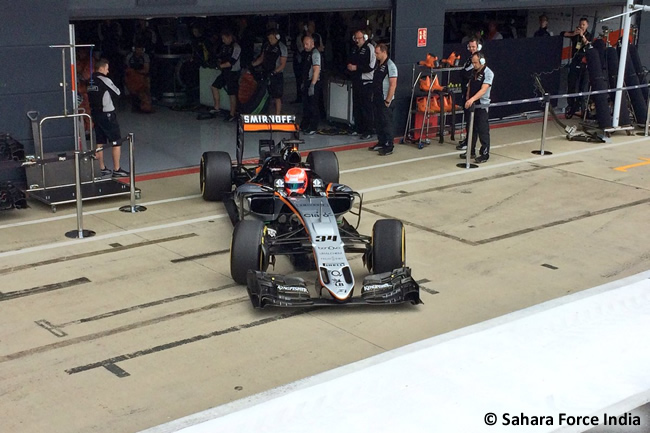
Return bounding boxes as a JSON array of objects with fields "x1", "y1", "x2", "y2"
[
  {"x1": 307, "y1": 151, "x2": 339, "y2": 184},
  {"x1": 372, "y1": 219, "x2": 405, "y2": 274},
  {"x1": 230, "y1": 219, "x2": 268, "y2": 285},
  {"x1": 200, "y1": 151, "x2": 232, "y2": 201}
]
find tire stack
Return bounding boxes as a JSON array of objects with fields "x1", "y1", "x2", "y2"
[
  {"x1": 0, "y1": 133, "x2": 25, "y2": 162},
  {"x1": 0, "y1": 181, "x2": 27, "y2": 210},
  {"x1": 0, "y1": 133, "x2": 28, "y2": 210}
]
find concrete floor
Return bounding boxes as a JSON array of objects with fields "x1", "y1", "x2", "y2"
[{"x1": 1, "y1": 118, "x2": 649, "y2": 433}]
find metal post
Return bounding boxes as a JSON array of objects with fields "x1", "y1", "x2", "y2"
[
  {"x1": 456, "y1": 106, "x2": 478, "y2": 169},
  {"x1": 646, "y1": 95, "x2": 650, "y2": 136},
  {"x1": 65, "y1": 151, "x2": 95, "y2": 238},
  {"x1": 533, "y1": 93, "x2": 553, "y2": 155},
  {"x1": 120, "y1": 133, "x2": 146, "y2": 213},
  {"x1": 612, "y1": 4, "x2": 633, "y2": 128}
]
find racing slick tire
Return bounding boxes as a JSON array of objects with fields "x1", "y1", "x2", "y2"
[
  {"x1": 230, "y1": 219, "x2": 269, "y2": 285},
  {"x1": 200, "y1": 151, "x2": 232, "y2": 201},
  {"x1": 371, "y1": 219, "x2": 405, "y2": 274},
  {"x1": 307, "y1": 151, "x2": 339, "y2": 184}
]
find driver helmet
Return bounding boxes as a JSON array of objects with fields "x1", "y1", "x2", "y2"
[{"x1": 284, "y1": 167, "x2": 308, "y2": 195}]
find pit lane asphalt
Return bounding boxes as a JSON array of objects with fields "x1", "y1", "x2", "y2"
[{"x1": 1, "y1": 121, "x2": 649, "y2": 433}]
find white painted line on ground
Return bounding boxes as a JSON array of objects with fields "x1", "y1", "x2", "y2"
[
  {"x1": 0, "y1": 136, "x2": 560, "y2": 231},
  {"x1": 139, "y1": 270, "x2": 650, "y2": 433},
  {"x1": 0, "y1": 194, "x2": 203, "y2": 231},
  {"x1": 2, "y1": 136, "x2": 646, "y2": 258},
  {"x1": 0, "y1": 214, "x2": 227, "y2": 259},
  {"x1": 359, "y1": 136, "x2": 648, "y2": 193},
  {"x1": 340, "y1": 135, "x2": 563, "y2": 174}
]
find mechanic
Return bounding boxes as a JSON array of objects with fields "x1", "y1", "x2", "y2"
[
  {"x1": 561, "y1": 17, "x2": 592, "y2": 118},
  {"x1": 210, "y1": 29, "x2": 242, "y2": 122},
  {"x1": 251, "y1": 29, "x2": 288, "y2": 115},
  {"x1": 456, "y1": 37, "x2": 482, "y2": 151},
  {"x1": 347, "y1": 29, "x2": 376, "y2": 140},
  {"x1": 124, "y1": 42, "x2": 153, "y2": 113},
  {"x1": 87, "y1": 58, "x2": 129, "y2": 178},
  {"x1": 300, "y1": 35, "x2": 321, "y2": 135},
  {"x1": 460, "y1": 52, "x2": 494, "y2": 164},
  {"x1": 368, "y1": 43, "x2": 397, "y2": 156}
]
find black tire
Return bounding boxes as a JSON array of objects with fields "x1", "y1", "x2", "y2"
[
  {"x1": 230, "y1": 219, "x2": 268, "y2": 285},
  {"x1": 585, "y1": 45, "x2": 612, "y2": 129},
  {"x1": 371, "y1": 219, "x2": 405, "y2": 274},
  {"x1": 200, "y1": 151, "x2": 232, "y2": 201},
  {"x1": 307, "y1": 150, "x2": 339, "y2": 184}
]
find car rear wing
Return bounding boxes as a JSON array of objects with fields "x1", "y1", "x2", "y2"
[{"x1": 236, "y1": 114, "x2": 300, "y2": 166}]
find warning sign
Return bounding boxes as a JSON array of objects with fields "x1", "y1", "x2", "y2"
[{"x1": 417, "y1": 28, "x2": 427, "y2": 47}]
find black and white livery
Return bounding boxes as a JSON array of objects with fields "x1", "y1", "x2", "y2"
[{"x1": 199, "y1": 115, "x2": 421, "y2": 308}]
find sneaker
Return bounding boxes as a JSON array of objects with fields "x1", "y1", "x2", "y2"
[
  {"x1": 100, "y1": 167, "x2": 112, "y2": 177},
  {"x1": 475, "y1": 155, "x2": 489, "y2": 163},
  {"x1": 112, "y1": 167, "x2": 130, "y2": 178},
  {"x1": 224, "y1": 114, "x2": 236, "y2": 122},
  {"x1": 349, "y1": 131, "x2": 359, "y2": 136},
  {"x1": 209, "y1": 108, "x2": 218, "y2": 114},
  {"x1": 459, "y1": 152, "x2": 476, "y2": 159},
  {"x1": 378, "y1": 146, "x2": 394, "y2": 156},
  {"x1": 304, "y1": 130, "x2": 316, "y2": 135},
  {"x1": 368, "y1": 143, "x2": 382, "y2": 151},
  {"x1": 359, "y1": 134, "x2": 372, "y2": 140},
  {"x1": 455, "y1": 141, "x2": 467, "y2": 150}
]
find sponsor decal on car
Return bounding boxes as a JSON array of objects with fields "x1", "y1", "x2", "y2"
[
  {"x1": 277, "y1": 285, "x2": 308, "y2": 293},
  {"x1": 242, "y1": 114, "x2": 296, "y2": 124}
]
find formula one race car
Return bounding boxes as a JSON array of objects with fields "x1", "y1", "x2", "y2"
[{"x1": 200, "y1": 114, "x2": 420, "y2": 308}]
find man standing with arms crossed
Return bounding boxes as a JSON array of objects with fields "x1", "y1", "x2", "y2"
[
  {"x1": 369, "y1": 43, "x2": 397, "y2": 156},
  {"x1": 347, "y1": 29, "x2": 375, "y2": 140},
  {"x1": 87, "y1": 58, "x2": 129, "y2": 178}
]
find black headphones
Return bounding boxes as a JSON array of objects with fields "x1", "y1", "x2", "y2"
[{"x1": 467, "y1": 42, "x2": 483, "y2": 52}]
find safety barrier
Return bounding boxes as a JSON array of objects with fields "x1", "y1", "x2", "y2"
[
  {"x1": 458, "y1": 83, "x2": 650, "y2": 170},
  {"x1": 62, "y1": 133, "x2": 146, "y2": 239}
]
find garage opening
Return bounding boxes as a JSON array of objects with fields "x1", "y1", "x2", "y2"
[{"x1": 70, "y1": 11, "x2": 391, "y2": 173}]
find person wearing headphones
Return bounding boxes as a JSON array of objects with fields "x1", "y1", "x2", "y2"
[
  {"x1": 347, "y1": 29, "x2": 376, "y2": 140},
  {"x1": 251, "y1": 29, "x2": 288, "y2": 115},
  {"x1": 457, "y1": 37, "x2": 482, "y2": 150},
  {"x1": 460, "y1": 52, "x2": 494, "y2": 164}
]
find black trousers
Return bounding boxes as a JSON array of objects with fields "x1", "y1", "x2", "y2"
[
  {"x1": 567, "y1": 60, "x2": 589, "y2": 112},
  {"x1": 470, "y1": 108, "x2": 490, "y2": 157},
  {"x1": 301, "y1": 81, "x2": 321, "y2": 132},
  {"x1": 373, "y1": 95, "x2": 394, "y2": 146},
  {"x1": 352, "y1": 80, "x2": 374, "y2": 135}
]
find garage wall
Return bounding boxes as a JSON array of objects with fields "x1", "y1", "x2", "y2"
[
  {"x1": 67, "y1": 0, "x2": 391, "y2": 19},
  {"x1": 0, "y1": 0, "x2": 72, "y2": 182}
]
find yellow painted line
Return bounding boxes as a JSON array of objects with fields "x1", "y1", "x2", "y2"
[{"x1": 614, "y1": 158, "x2": 650, "y2": 172}]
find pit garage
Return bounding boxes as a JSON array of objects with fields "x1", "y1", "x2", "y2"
[{"x1": 2, "y1": 114, "x2": 650, "y2": 431}]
